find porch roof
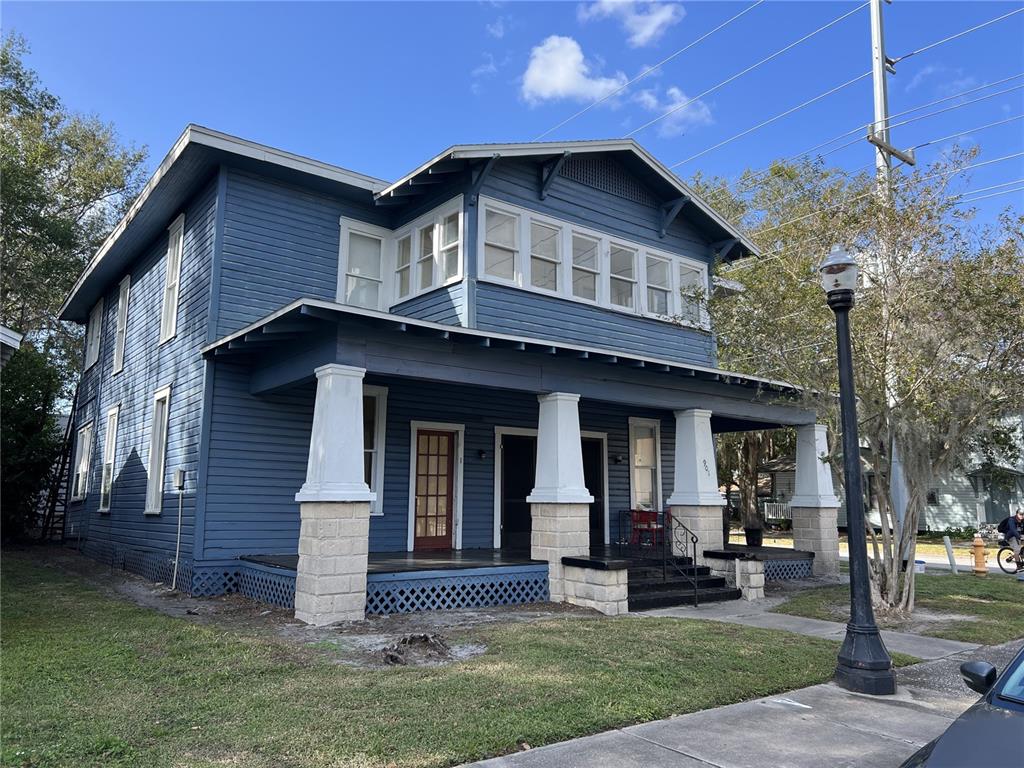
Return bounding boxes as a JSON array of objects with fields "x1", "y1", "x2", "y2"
[{"x1": 202, "y1": 297, "x2": 802, "y2": 396}]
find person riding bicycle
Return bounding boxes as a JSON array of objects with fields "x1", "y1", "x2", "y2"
[{"x1": 998, "y1": 506, "x2": 1024, "y2": 572}]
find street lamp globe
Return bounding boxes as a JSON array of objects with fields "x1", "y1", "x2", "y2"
[{"x1": 818, "y1": 245, "x2": 859, "y2": 295}]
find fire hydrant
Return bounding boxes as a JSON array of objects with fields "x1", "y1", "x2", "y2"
[{"x1": 973, "y1": 534, "x2": 988, "y2": 576}]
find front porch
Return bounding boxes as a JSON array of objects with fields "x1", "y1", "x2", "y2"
[{"x1": 201, "y1": 300, "x2": 843, "y2": 623}]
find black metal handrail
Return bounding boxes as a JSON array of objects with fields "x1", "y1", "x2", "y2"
[{"x1": 615, "y1": 509, "x2": 702, "y2": 607}]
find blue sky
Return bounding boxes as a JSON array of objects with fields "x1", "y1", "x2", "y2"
[{"x1": 7, "y1": 1, "x2": 1023, "y2": 224}]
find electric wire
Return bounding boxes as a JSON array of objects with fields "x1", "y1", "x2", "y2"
[
  {"x1": 533, "y1": 0, "x2": 767, "y2": 141},
  {"x1": 892, "y1": 7, "x2": 1024, "y2": 65},
  {"x1": 625, "y1": 2, "x2": 869, "y2": 138},
  {"x1": 954, "y1": 185, "x2": 1024, "y2": 204}
]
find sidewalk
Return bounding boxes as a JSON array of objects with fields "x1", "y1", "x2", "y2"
[
  {"x1": 640, "y1": 597, "x2": 980, "y2": 660},
  {"x1": 464, "y1": 641, "x2": 1022, "y2": 768}
]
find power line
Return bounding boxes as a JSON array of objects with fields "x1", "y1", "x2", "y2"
[
  {"x1": 954, "y1": 185, "x2": 1024, "y2": 205},
  {"x1": 893, "y1": 6, "x2": 1024, "y2": 64},
  {"x1": 954, "y1": 177, "x2": 1024, "y2": 197},
  {"x1": 532, "y1": 0, "x2": 766, "y2": 141},
  {"x1": 625, "y1": 2, "x2": 869, "y2": 138},
  {"x1": 669, "y1": 71, "x2": 872, "y2": 168}
]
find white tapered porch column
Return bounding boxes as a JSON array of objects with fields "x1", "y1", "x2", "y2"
[
  {"x1": 666, "y1": 409, "x2": 726, "y2": 564},
  {"x1": 789, "y1": 423, "x2": 841, "y2": 576},
  {"x1": 527, "y1": 392, "x2": 593, "y2": 603},
  {"x1": 294, "y1": 364, "x2": 374, "y2": 625}
]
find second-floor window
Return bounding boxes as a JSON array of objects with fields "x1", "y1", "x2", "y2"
[
  {"x1": 476, "y1": 196, "x2": 710, "y2": 328},
  {"x1": 99, "y1": 406, "x2": 119, "y2": 512},
  {"x1": 145, "y1": 385, "x2": 172, "y2": 514},
  {"x1": 84, "y1": 300, "x2": 103, "y2": 369},
  {"x1": 112, "y1": 276, "x2": 130, "y2": 374},
  {"x1": 160, "y1": 214, "x2": 184, "y2": 343},
  {"x1": 344, "y1": 229, "x2": 385, "y2": 310}
]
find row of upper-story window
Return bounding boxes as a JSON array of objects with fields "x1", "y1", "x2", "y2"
[
  {"x1": 82, "y1": 214, "x2": 185, "y2": 373},
  {"x1": 339, "y1": 195, "x2": 710, "y2": 329}
]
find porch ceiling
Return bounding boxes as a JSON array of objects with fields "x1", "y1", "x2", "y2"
[{"x1": 201, "y1": 298, "x2": 813, "y2": 429}]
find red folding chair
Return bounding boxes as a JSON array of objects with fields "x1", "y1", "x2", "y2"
[{"x1": 630, "y1": 509, "x2": 664, "y2": 547}]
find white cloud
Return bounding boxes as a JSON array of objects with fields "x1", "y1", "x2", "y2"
[
  {"x1": 905, "y1": 64, "x2": 941, "y2": 93},
  {"x1": 632, "y1": 85, "x2": 712, "y2": 137},
  {"x1": 906, "y1": 64, "x2": 977, "y2": 97},
  {"x1": 578, "y1": 1, "x2": 685, "y2": 48},
  {"x1": 471, "y1": 53, "x2": 499, "y2": 96},
  {"x1": 521, "y1": 36, "x2": 627, "y2": 105},
  {"x1": 486, "y1": 17, "x2": 506, "y2": 39}
]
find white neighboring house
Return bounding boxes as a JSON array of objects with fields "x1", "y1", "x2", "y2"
[{"x1": 0, "y1": 324, "x2": 23, "y2": 369}]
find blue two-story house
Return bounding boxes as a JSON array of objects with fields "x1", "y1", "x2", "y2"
[{"x1": 60, "y1": 126, "x2": 841, "y2": 623}]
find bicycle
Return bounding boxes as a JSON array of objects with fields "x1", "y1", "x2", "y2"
[{"x1": 996, "y1": 538, "x2": 1022, "y2": 575}]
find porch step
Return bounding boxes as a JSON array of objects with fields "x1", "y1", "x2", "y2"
[
  {"x1": 628, "y1": 585, "x2": 743, "y2": 611},
  {"x1": 629, "y1": 573, "x2": 729, "y2": 593},
  {"x1": 627, "y1": 564, "x2": 712, "y2": 581}
]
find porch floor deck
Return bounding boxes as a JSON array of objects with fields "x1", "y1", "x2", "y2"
[
  {"x1": 241, "y1": 545, "x2": 652, "y2": 575},
  {"x1": 703, "y1": 544, "x2": 816, "y2": 561}
]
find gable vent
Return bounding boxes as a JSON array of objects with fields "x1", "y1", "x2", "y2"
[{"x1": 559, "y1": 156, "x2": 659, "y2": 207}]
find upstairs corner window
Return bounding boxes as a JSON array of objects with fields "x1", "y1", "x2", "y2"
[
  {"x1": 112, "y1": 276, "x2": 130, "y2": 374},
  {"x1": 84, "y1": 300, "x2": 103, "y2": 369},
  {"x1": 646, "y1": 256, "x2": 670, "y2": 316},
  {"x1": 440, "y1": 213, "x2": 460, "y2": 282},
  {"x1": 160, "y1": 214, "x2": 185, "y2": 344},
  {"x1": 484, "y1": 208, "x2": 517, "y2": 281},
  {"x1": 145, "y1": 386, "x2": 171, "y2": 515},
  {"x1": 71, "y1": 421, "x2": 94, "y2": 500},
  {"x1": 679, "y1": 263, "x2": 706, "y2": 326},
  {"x1": 418, "y1": 224, "x2": 435, "y2": 291},
  {"x1": 530, "y1": 221, "x2": 560, "y2": 292},
  {"x1": 345, "y1": 231, "x2": 384, "y2": 310},
  {"x1": 395, "y1": 235, "x2": 412, "y2": 301},
  {"x1": 99, "y1": 406, "x2": 119, "y2": 511},
  {"x1": 571, "y1": 234, "x2": 599, "y2": 301},
  {"x1": 609, "y1": 245, "x2": 636, "y2": 309}
]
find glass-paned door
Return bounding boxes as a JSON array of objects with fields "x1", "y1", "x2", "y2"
[{"x1": 414, "y1": 430, "x2": 455, "y2": 550}]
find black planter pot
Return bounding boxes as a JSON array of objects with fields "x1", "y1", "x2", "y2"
[{"x1": 744, "y1": 527, "x2": 764, "y2": 547}]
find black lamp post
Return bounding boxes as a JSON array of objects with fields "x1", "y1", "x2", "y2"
[{"x1": 819, "y1": 245, "x2": 897, "y2": 696}]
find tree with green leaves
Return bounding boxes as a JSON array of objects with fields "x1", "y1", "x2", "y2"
[
  {"x1": 695, "y1": 150, "x2": 1024, "y2": 614},
  {"x1": 1, "y1": 32, "x2": 147, "y2": 387}
]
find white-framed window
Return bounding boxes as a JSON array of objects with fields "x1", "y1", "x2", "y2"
[
  {"x1": 571, "y1": 233, "x2": 600, "y2": 302},
  {"x1": 483, "y1": 206, "x2": 518, "y2": 282},
  {"x1": 71, "y1": 421, "x2": 94, "y2": 501},
  {"x1": 112, "y1": 276, "x2": 130, "y2": 374},
  {"x1": 645, "y1": 255, "x2": 671, "y2": 316},
  {"x1": 395, "y1": 235, "x2": 412, "y2": 301},
  {"x1": 145, "y1": 385, "x2": 172, "y2": 514},
  {"x1": 475, "y1": 196, "x2": 711, "y2": 328},
  {"x1": 363, "y1": 385, "x2": 388, "y2": 516},
  {"x1": 418, "y1": 223, "x2": 435, "y2": 291},
  {"x1": 529, "y1": 220, "x2": 561, "y2": 293},
  {"x1": 629, "y1": 417, "x2": 662, "y2": 511},
  {"x1": 99, "y1": 406, "x2": 119, "y2": 512},
  {"x1": 337, "y1": 197, "x2": 463, "y2": 310},
  {"x1": 609, "y1": 244, "x2": 636, "y2": 310},
  {"x1": 160, "y1": 214, "x2": 184, "y2": 344},
  {"x1": 84, "y1": 300, "x2": 103, "y2": 369},
  {"x1": 340, "y1": 222, "x2": 387, "y2": 310}
]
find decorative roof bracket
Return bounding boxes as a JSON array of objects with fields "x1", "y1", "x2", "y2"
[
  {"x1": 659, "y1": 196, "x2": 689, "y2": 238},
  {"x1": 538, "y1": 151, "x2": 570, "y2": 200},
  {"x1": 469, "y1": 154, "x2": 500, "y2": 206}
]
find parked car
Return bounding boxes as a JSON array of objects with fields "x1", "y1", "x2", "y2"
[{"x1": 899, "y1": 645, "x2": 1024, "y2": 767}]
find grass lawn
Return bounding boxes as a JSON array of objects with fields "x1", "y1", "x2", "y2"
[
  {"x1": 773, "y1": 571, "x2": 1024, "y2": 645},
  {"x1": 2, "y1": 553, "x2": 856, "y2": 768}
]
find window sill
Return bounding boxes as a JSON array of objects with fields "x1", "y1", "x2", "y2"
[
  {"x1": 98, "y1": 509, "x2": 111, "y2": 515},
  {"x1": 143, "y1": 509, "x2": 162, "y2": 516},
  {"x1": 158, "y1": 334, "x2": 176, "y2": 347}
]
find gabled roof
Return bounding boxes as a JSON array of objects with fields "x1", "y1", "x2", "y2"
[{"x1": 376, "y1": 139, "x2": 758, "y2": 259}]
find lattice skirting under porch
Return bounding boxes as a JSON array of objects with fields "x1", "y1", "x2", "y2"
[
  {"x1": 365, "y1": 565, "x2": 550, "y2": 615},
  {"x1": 763, "y1": 558, "x2": 814, "y2": 580},
  {"x1": 80, "y1": 539, "x2": 194, "y2": 589}
]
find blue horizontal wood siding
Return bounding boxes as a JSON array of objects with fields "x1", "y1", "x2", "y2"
[
  {"x1": 216, "y1": 168, "x2": 390, "y2": 337},
  {"x1": 475, "y1": 282, "x2": 715, "y2": 366},
  {"x1": 202, "y1": 370, "x2": 677, "y2": 557},
  {"x1": 390, "y1": 283, "x2": 466, "y2": 326},
  {"x1": 65, "y1": 176, "x2": 218, "y2": 558}
]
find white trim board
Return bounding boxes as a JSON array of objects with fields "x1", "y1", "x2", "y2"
[
  {"x1": 492, "y1": 427, "x2": 609, "y2": 549},
  {"x1": 406, "y1": 421, "x2": 465, "y2": 552}
]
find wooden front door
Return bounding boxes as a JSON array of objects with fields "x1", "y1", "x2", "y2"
[{"x1": 413, "y1": 430, "x2": 456, "y2": 550}]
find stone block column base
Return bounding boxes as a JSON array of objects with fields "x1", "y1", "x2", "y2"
[
  {"x1": 669, "y1": 504, "x2": 725, "y2": 565},
  {"x1": 531, "y1": 502, "x2": 589, "y2": 603},
  {"x1": 791, "y1": 506, "x2": 840, "y2": 576},
  {"x1": 705, "y1": 557, "x2": 765, "y2": 601},
  {"x1": 295, "y1": 501, "x2": 371, "y2": 625},
  {"x1": 561, "y1": 565, "x2": 628, "y2": 615}
]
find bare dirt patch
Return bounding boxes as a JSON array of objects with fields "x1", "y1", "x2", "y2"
[{"x1": 19, "y1": 545, "x2": 591, "y2": 667}]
